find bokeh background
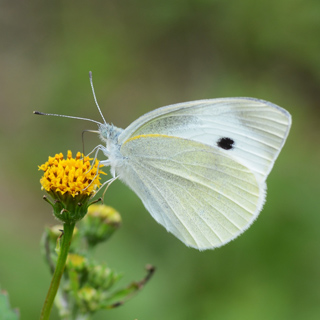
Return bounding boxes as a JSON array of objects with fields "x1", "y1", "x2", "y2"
[{"x1": 1, "y1": 1, "x2": 319, "y2": 319}]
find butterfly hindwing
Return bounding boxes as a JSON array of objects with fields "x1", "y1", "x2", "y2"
[{"x1": 118, "y1": 134, "x2": 264, "y2": 250}]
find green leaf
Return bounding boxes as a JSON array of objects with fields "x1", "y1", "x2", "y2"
[{"x1": 0, "y1": 288, "x2": 19, "y2": 320}]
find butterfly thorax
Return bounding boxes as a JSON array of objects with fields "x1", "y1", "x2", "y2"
[{"x1": 99, "y1": 123, "x2": 124, "y2": 177}]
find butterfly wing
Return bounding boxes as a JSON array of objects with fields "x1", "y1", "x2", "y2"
[
  {"x1": 118, "y1": 134, "x2": 264, "y2": 250},
  {"x1": 118, "y1": 98, "x2": 291, "y2": 183}
]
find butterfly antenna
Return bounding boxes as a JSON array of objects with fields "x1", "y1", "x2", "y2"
[
  {"x1": 89, "y1": 71, "x2": 107, "y2": 125},
  {"x1": 33, "y1": 111, "x2": 102, "y2": 125}
]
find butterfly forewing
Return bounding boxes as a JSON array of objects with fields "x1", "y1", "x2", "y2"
[{"x1": 118, "y1": 98, "x2": 291, "y2": 183}]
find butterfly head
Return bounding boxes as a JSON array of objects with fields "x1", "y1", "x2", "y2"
[{"x1": 99, "y1": 123, "x2": 123, "y2": 143}]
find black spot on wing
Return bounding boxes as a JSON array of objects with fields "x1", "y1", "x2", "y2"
[{"x1": 217, "y1": 137, "x2": 234, "y2": 150}]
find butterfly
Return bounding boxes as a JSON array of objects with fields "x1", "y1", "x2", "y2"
[{"x1": 34, "y1": 72, "x2": 291, "y2": 250}]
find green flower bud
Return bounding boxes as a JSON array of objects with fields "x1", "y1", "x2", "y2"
[
  {"x1": 77, "y1": 287, "x2": 100, "y2": 312},
  {"x1": 88, "y1": 264, "x2": 120, "y2": 291},
  {"x1": 67, "y1": 254, "x2": 87, "y2": 271},
  {"x1": 80, "y1": 204, "x2": 122, "y2": 246}
]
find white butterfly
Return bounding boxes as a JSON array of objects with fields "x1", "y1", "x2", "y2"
[{"x1": 35, "y1": 73, "x2": 291, "y2": 250}]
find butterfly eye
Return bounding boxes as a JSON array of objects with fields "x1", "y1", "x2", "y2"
[{"x1": 217, "y1": 137, "x2": 234, "y2": 150}]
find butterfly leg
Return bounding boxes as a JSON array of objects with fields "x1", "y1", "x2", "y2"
[
  {"x1": 84, "y1": 145, "x2": 109, "y2": 175},
  {"x1": 101, "y1": 175, "x2": 119, "y2": 199},
  {"x1": 86, "y1": 144, "x2": 106, "y2": 157}
]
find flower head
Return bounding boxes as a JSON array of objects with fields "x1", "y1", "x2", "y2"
[
  {"x1": 39, "y1": 150, "x2": 103, "y2": 196},
  {"x1": 39, "y1": 150, "x2": 105, "y2": 223}
]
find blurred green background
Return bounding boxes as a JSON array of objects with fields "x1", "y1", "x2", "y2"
[{"x1": 1, "y1": 1, "x2": 319, "y2": 319}]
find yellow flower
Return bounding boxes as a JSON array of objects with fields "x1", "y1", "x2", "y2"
[
  {"x1": 39, "y1": 150, "x2": 104, "y2": 197},
  {"x1": 39, "y1": 150, "x2": 105, "y2": 223}
]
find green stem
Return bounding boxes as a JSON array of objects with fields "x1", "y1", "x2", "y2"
[{"x1": 40, "y1": 222, "x2": 75, "y2": 320}]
